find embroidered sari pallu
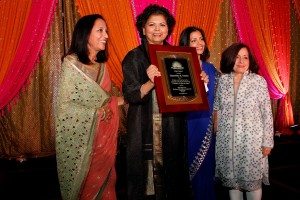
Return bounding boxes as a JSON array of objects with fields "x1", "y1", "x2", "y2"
[{"x1": 55, "y1": 55, "x2": 119, "y2": 200}]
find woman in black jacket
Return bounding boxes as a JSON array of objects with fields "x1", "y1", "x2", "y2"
[{"x1": 122, "y1": 4, "x2": 192, "y2": 200}]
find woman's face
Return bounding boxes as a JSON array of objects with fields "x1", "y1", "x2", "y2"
[
  {"x1": 233, "y1": 47, "x2": 250, "y2": 74},
  {"x1": 189, "y1": 30, "x2": 205, "y2": 56},
  {"x1": 88, "y1": 18, "x2": 108, "y2": 53},
  {"x1": 143, "y1": 14, "x2": 168, "y2": 45}
]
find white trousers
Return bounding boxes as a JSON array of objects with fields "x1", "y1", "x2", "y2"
[{"x1": 229, "y1": 189, "x2": 262, "y2": 200}]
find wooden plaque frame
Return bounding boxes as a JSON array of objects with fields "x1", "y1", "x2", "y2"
[{"x1": 148, "y1": 44, "x2": 209, "y2": 113}]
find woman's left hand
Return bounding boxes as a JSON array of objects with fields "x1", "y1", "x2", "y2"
[
  {"x1": 117, "y1": 96, "x2": 125, "y2": 106},
  {"x1": 262, "y1": 147, "x2": 272, "y2": 157}
]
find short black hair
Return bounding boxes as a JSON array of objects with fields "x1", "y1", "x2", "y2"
[
  {"x1": 220, "y1": 43, "x2": 259, "y2": 74},
  {"x1": 136, "y1": 4, "x2": 175, "y2": 41},
  {"x1": 68, "y1": 14, "x2": 108, "y2": 64},
  {"x1": 179, "y1": 26, "x2": 210, "y2": 61}
]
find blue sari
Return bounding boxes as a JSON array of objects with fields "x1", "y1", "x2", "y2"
[{"x1": 186, "y1": 61, "x2": 218, "y2": 200}]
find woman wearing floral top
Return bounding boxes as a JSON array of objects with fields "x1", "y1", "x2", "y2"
[{"x1": 213, "y1": 43, "x2": 274, "y2": 200}]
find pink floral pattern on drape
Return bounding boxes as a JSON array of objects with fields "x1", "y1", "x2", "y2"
[
  {"x1": 231, "y1": 0, "x2": 294, "y2": 131},
  {"x1": 0, "y1": 0, "x2": 58, "y2": 114},
  {"x1": 130, "y1": 0, "x2": 177, "y2": 44}
]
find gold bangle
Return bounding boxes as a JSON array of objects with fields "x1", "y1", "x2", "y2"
[{"x1": 100, "y1": 108, "x2": 106, "y2": 120}]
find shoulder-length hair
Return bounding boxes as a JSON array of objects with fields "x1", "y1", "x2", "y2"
[
  {"x1": 220, "y1": 43, "x2": 259, "y2": 74},
  {"x1": 179, "y1": 26, "x2": 210, "y2": 61},
  {"x1": 67, "y1": 14, "x2": 108, "y2": 64},
  {"x1": 136, "y1": 4, "x2": 175, "y2": 42}
]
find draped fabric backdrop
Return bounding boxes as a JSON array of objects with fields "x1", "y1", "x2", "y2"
[
  {"x1": 0, "y1": 0, "x2": 58, "y2": 114},
  {"x1": 76, "y1": 0, "x2": 138, "y2": 88},
  {"x1": 0, "y1": 0, "x2": 77, "y2": 158},
  {"x1": 210, "y1": 0, "x2": 237, "y2": 68},
  {"x1": 173, "y1": 0, "x2": 223, "y2": 47},
  {"x1": 268, "y1": 0, "x2": 294, "y2": 131},
  {"x1": 0, "y1": 0, "x2": 299, "y2": 158},
  {"x1": 0, "y1": 0, "x2": 32, "y2": 84},
  {"x1": 231, "y1": 0, "x2": 294, "y2": 133},
  {"x1": 293, "y1": 0, "x2": 300, "y2": 21},
  {"x1": 290, "y1": 2, "x2": 300, "y2": 126}
]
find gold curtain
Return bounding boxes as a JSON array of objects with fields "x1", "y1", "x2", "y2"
[
  {"x1": 61, "y1": 0, "x2": 80, "y2": 52},
  {"x1": 76, "y1": 0, "x2": 139, "y2": 88},
  {"x1": 173, "y1": 0, "x2": 223, "y2": 47},
  {"x1": 0, "y1": 0, "x2": 78, "y2": 158},
  {"x1": 0, "y1": 0, "x2": 32, "y2": 83},
  {"x1": 210, "y1": 0, "x2": 237, "y2": 69}
]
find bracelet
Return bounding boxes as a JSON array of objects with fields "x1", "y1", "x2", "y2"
[{"x1": 100, "y1": 108, "x2": 106, "y2": 120}]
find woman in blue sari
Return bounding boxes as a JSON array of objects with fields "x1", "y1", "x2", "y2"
[{"x1": 179, "y1": 26, "x2": 219, "y2": 200}]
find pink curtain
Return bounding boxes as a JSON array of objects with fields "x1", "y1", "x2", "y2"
[
  {"x1": 269, "y1": 0, "x2": 294, "y2": 131},
  {"x1": 269, "y1": 0, "x2": 290, "y2": 93},
  {"x1": 231, "y1": 0, "x2": 282, "y2": 99},
  {"x1": 130, "y1": 0, "x2": 177, "y2": 44},
  {"x1": 231, "y1": 0, "x2": 294, "y2": 132},
  {"x1": 0, "y1": 0, "x2": 58, "y2": 114}
]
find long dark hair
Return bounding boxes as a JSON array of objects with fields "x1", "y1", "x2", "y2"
[
  {"x1": 220, "y1": 43, "x2": 259, "y2": 74},
  {"x1": 68, "y1": 14, "x2": 108, "y2": 64},
  {"x1": 179, "y1": 26, "x2": 210, "y2": 61},
  {"x1": 136, "y1": 4, "x2": 175, "y2": 42}
]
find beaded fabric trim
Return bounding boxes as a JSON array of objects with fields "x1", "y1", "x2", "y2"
[{"x1": 189, "y1": 118, "x2": 213, "y2": 180}]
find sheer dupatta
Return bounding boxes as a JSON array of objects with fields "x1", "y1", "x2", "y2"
[
  {"x1": 55, "y1": 55, "x2": 118, "y2": 200},
  {"x1": 79, "y1": 62, "x2": 119, "y2": 200}
]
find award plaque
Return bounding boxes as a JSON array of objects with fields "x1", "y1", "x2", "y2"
[{"x1": 148, "y1": 44, "x2": 209, "y2": 113}]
